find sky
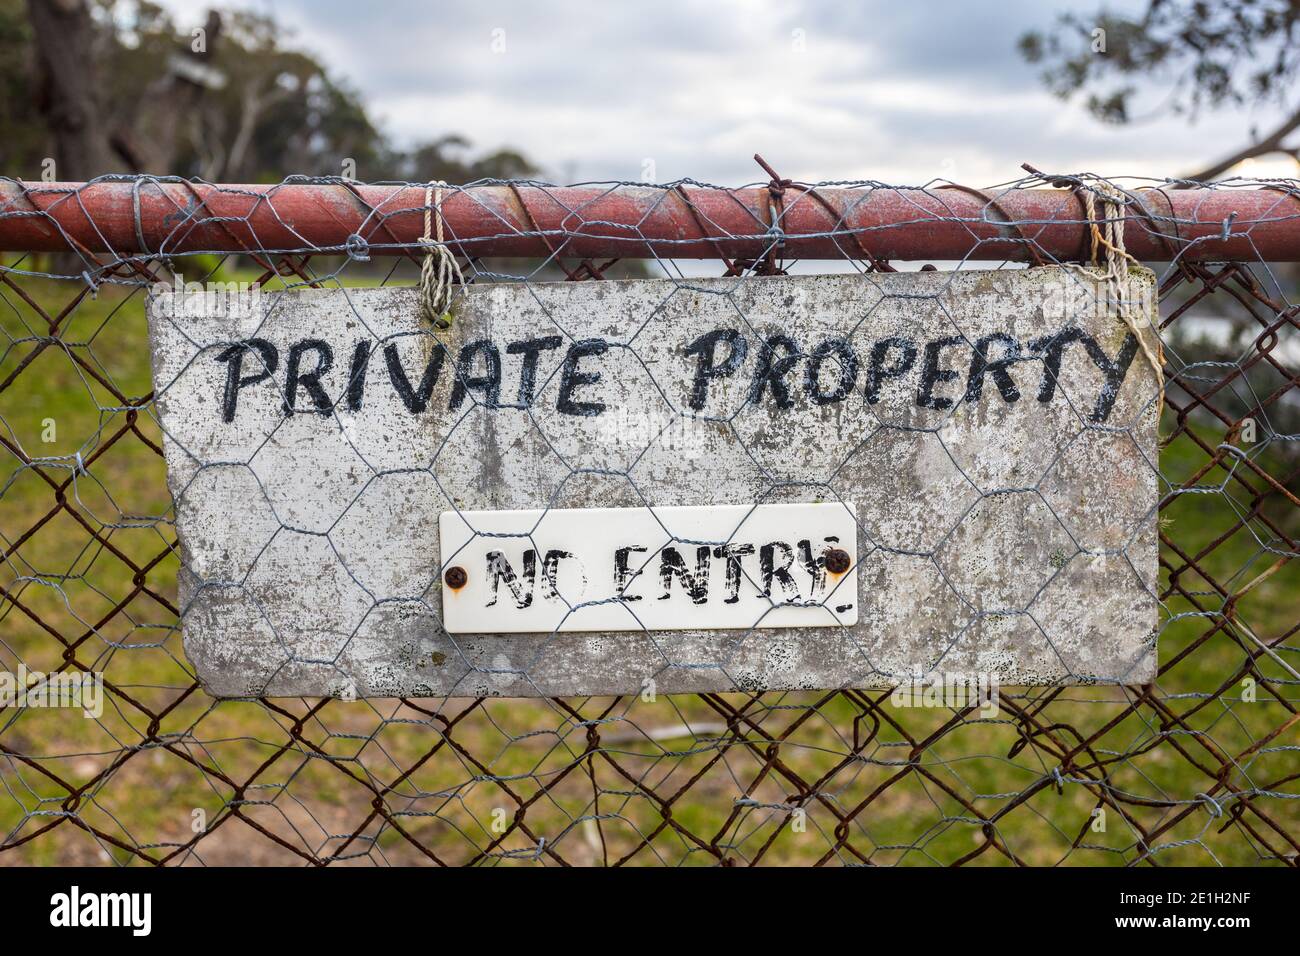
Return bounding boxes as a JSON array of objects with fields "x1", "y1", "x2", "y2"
[{"x1": 153, "y1": 0, "x2": 1298, "y2": 188}]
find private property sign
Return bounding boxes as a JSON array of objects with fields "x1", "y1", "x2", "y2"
[{"x1": 147, "y1": 270, "x2": 1160, "y2": 698}]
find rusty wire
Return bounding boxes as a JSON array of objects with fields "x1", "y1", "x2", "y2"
[{"x1": 0, "y1": 168, "x2": 1295, "y2": 866}]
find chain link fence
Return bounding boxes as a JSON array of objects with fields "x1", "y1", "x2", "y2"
[{"x1": 0, "y1": 170, "x2": 1295, "y2": 866}]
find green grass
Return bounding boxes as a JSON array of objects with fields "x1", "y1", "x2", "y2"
[{"x1": 0, "y1": 269, "x2": 1295, "y2": 866}]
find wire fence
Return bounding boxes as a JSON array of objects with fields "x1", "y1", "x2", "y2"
[{"x1": 0, "y1": 169, "x2": 1296, "y2": 866}]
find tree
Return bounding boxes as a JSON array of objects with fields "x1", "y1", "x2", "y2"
[
  {"x1": 1019, "y1": 0, "x2": 1300, "y2": 181},
  {"x1": 25, "y1": 0, "x2": 115, "y2": 179},
  {"x1": 9, "y1": 0, "x2": 542, "y2": 185},
  {"x1": 403, "y1": 135, "x2": 538, "y2": 184},
  {"x1": 0, "y1": 1, "x2": 51, "y2": 174}
]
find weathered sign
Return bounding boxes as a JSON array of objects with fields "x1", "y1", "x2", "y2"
[
  {"x1": 439, "y1": 502, "x2": 860, "y2": 634},
  {"x1": 147, "y1": 269, "x2": 1161, "y2": 698}
]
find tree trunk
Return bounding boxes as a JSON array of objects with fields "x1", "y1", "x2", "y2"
[{"x1": 27, "y1": 0, "x2": 114, "y2": 179}]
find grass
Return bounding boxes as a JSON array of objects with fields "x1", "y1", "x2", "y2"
[{"x1": 0, "y1": 267, "x2": 1295, "y2": 866}]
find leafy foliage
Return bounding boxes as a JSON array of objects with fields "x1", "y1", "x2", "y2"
[
  {"x1": 1019, "y1": 0, "x2": 1300, "y2": 124},
  {"x1": 0, "y1": 0, "x2": 538, "y2": 182}
]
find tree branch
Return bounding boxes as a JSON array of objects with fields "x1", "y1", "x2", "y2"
[{"x1": 1182, "y1": 105, "x2": 1300, "y2": 182}]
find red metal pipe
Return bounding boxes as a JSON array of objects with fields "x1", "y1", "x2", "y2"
[{"x1": 0, "y1": 178, "x2": 1297, "y2": 262}]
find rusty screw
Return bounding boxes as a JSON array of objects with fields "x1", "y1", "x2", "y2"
[
  {"x1": 825, "y1": 548, "x2": 851, "y2": 575},
  {"x1": 444, "y1": 566, "x2": 467, "y2": 589}
]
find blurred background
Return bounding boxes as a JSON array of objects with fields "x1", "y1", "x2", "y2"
[
  {"x1": 6, "y1": 0, "x2": 1300, "y2": 187},
  {"x1": 0, "y1": 1, "x2": 1296, "y2": 866}
]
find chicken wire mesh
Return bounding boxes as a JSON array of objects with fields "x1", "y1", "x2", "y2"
[{"x1": 0, "y1": 170, "x2": 1295, "y2": 867}]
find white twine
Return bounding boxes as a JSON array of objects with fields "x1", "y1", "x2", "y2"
[
  {"x1": 418, "y1": 181, "x2": 464, "y2": 329},
  {"x1": 1072, "y1": 184, "x2": 1164, "y2": 395}
]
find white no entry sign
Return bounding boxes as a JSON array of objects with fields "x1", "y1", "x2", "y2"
[
  {"x1": 148, "y1": 269, "x2": 1161, "y2": 698},
  {"x1": 439, "y1": 502, "x2": 860, "y2": 634}
]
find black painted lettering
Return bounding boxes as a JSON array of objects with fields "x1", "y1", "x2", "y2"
[
  {"x1": 507, "y1": 335, "x2": 564, "y2": 407},
  {"x1": 1030, "y1": 326, "x2": 1140, "y2": 422},
  {"x1": 385, "y1": 339, "x2": 448, "y2": 413},
  {"x1": 345, "y1": 340, "x2": 370, "y2": 411},
  {"x1": 449, "y1": 339, "x2": 502, "y2": 411},
  {"x1": 759, "y1": 541, "x2": 800, "y2": 602},
  {"x1": 614, "y1": 545, "x2": 647, "y2": 602},
  {"x1": 713, "y1": 542, "x2": 755, "y2": 604},
  {"x1": 486, "y1": 549, "x2": 535, "y2": 609},
  {"x1": 557, "y1": 338, "x2": 608, "y2": 416},
  {"x1": 964, "y1": 332, "x2": 1022, "y2": 404},
  {"x1": 747, "y1": 334, "x2": 802, "y2": 410},
  {"x1": 658, "y1": 545, "x2": 711, "y2": 604},
  {"x1": 804, "y1": 336, "x2": 858, "y2": 405},
  {"x1": 540, "y1": 549, "x2": 573, "y2": 602},
  {"x1": 215, "y1": 338, "x2": 277, "y2": 423},
  {"x1": 284, "y1": 339, "x2": 334, "y2": 415},
  {"x1": 797, "y1": 539, "x2": 827, "y2": 597},
  {"x1": 864, "y1": 337, "x2": 917, "y2": 404},
  {"x1": 684, "y1": 328, "x2": 749, "y2": 411},
  {"x1": 1090, "y1": 332, "x2": 1139, "y2": 422},
  {"x1": 1031, "y1": 327, "x2": 1088, "y2": 405},
  {"x1": 916, "y1": 335, "x2": 964, "y2": 410}
]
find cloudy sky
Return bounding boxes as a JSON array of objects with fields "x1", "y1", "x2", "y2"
[{"x1": 156, "y1": 0, "x2": 1295, "y2": 187}]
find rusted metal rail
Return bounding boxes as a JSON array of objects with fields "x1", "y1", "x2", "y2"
[
  {"x1": 1, "y1": 170, "x2": 1296, "y2": 867},
  {"x1": 2, "y1": 178, "x2": 1299, "y2": 261}
]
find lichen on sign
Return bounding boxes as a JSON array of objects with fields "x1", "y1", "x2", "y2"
[{"x1": 147, "y1": 268, "x2": 1161, "y2": 698}]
